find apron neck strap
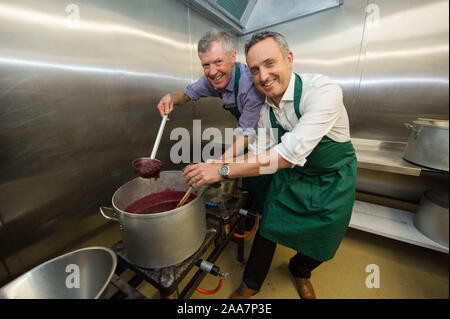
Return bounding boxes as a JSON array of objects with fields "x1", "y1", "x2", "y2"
[
  {"x1": 233, "y1": 64, "x2": 241, "y2": 109},
  {"x1": 293, "y1": 73, "x2": 302, "y2": 119},
  {"x1": 270, "y1": 73, "x2": 302, "y2": 143}
]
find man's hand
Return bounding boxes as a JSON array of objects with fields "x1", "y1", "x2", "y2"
[
  {"x1": 157, "y1": 93, "x2": 175, "y2": 119},
  {"x1": 156, "y1": 90, "x2": 191, "y2": 120},
  {"x1": 183, "y1": 163, "x2": 222, "y2": 190}
]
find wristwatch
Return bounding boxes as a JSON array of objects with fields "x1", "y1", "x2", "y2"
[{"x1": 219, "y1": 164, "x2": 230, "y2": 179}]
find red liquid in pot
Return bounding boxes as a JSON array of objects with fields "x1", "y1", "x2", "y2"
[{"x1": 125, "y1": 189, "x2": 197, "y2": 215}]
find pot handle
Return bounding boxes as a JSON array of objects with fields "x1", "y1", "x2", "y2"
[
  {"x1": 404, "y1": 123, "x2": 421, "y2": 138},
  {"x1": 100, "y1": 206, "x2": 119, "y2": 222},
  {"x1": 404, "y1": 123, "x2": 415, "y2": 131}
]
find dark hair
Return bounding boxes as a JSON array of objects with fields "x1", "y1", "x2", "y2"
[
  {"x1": 198, "y1": 29, "x2": 234, "y2": 55},
  {"x1": 244, "y1": 31, "x2": 290, "y2": 58}
]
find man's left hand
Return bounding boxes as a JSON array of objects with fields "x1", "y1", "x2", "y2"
[{"x1": 183, "y1": 163, "x2": 222, "y2": 190}]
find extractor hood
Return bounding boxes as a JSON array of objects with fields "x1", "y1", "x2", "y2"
[{"x1": 184, "y1": 0, "x2": 343, "y2": 35}]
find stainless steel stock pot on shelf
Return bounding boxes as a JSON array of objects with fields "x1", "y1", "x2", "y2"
[{"x1": 403, "y1": 119, "x2": 449, "y2": 171}]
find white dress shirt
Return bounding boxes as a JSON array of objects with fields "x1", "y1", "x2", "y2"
[{"x1": 248, "y1": 72, "x2": 351, "y2": 167}]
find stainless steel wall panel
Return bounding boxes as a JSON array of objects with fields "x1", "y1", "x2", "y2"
[
  {"x1": 0, "y1": 0, "x2": 226, "y2": 278},
  {"x1": 239, "y1": 0, "x2": 449, "y2": 142},
  {"x1": 238, "y1": 0, "x2": 367, "y2": 121},
  {"x1": 357, "y1": 168, "x2": 450, "y2": 203},
  {"x1": 351, "y1": 0, "x2": 449, "y2": 141}
]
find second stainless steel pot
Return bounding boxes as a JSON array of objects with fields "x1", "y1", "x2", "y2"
[
  {"x1": 414, "y1": 189, "x2": 449, "y2": 248},
  {"x1": 100, "y1": 171, "x2": 206, "y2": 269},
  {"x1": 403, "y1": 119, "x2": 449, "y2": 171}
]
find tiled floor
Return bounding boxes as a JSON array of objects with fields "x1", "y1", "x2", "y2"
[{"x1": 74, "y1": 214, "x2": 449, "y2": 299}]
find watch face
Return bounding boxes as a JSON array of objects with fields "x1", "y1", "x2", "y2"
[{"x1": 220, "y1": 165, "x2": 230, "y2": 176}]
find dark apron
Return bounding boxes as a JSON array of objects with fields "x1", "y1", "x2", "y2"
[
  {"x1": 258, "y1": 73, "x2": 357, "y2": 262},
  {"x1": 222, "y1": 65, "x2": 272, "y2": 209}
]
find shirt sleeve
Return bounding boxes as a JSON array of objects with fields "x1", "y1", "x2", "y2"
[
  {"x1": 235, "y1": 89, "x2": 265, "y2": 136},
  {"x1": 184, "y1": 76, "x2": 219, "y2": 101},
  {"x1": 274, "y1": 82, "x2": 344, "y2": 166}
]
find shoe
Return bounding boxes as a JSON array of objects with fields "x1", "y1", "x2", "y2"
[
  {"x1": 293, "y1": 277, "x2": 316, "y2": 299},
  {"x1": 229, "y1": 282, "x2": 257, "y2": 299}
]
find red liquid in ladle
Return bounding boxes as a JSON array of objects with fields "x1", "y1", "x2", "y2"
[
  {"x1": 132, "y1": 158, "x2": 163, "y2": 179},
  {"x1": 125, "y1": 189, "x2": 197, "y2": 214}
]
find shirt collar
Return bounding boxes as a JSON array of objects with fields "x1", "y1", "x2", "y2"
[{"x1": 265, "y1": 72, "x2": 295, "y2": 109}]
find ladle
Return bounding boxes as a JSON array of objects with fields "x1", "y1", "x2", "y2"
[{"x1": 132, "y1": 114, "x2": 168, "y2": 179}]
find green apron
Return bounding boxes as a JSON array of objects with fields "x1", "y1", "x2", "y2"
[
  {"x1": 221, "y1": 65, "x2": 273, "y2": 209},
  {"x1": 258, "y1": 73, "x2": 357, "y2": 262}
]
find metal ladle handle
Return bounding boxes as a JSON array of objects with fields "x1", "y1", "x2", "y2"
[{"x1": 150, "y1": 114, "x2": 168, "y2": 159}]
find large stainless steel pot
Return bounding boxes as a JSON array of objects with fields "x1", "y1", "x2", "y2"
[
  {"x1": 414, "y1": 189, "x2": 449, "y2": 248},
  {"x1": 100, "y1": 171, "x2": 206, "y2": 269},
  {"x1": 403, "y1": 119, "x2": 449, "y2": 171},
  {"x1": 0, "y1": 247, "x2": 117, "y2": 299}
]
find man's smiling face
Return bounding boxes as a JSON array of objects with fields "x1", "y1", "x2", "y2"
[
  {"x1": 199, "y1": 40, "x2": 236, "y2": 90},
  {"x1": 246, "y1": 37, "x2": 293, "y2": 106}
]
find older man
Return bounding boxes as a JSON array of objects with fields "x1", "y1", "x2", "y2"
[
  {"x1": 157, "y1": 29, "x2": 270, "y2": 209},
  {"x1": 183, "y1": 31, "x2": 357, "y2": 299}
]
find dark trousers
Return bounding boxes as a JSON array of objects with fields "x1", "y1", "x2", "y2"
[{"x1": 243, "y1": 233, "x2": 323, "y2": 291}]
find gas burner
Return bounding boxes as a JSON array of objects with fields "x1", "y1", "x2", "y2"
[{"x1": 112, "y1": 228, "x2": 218, "y2": 298}]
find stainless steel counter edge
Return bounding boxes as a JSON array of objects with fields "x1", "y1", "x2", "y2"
[{"x1": 352, "y1": 138, "x2": 446, "y2": 176}]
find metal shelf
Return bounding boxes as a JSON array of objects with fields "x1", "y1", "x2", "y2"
[
  {"x1": 352, "y1": 138, "x2": 444, "y2": 176},
  {"x1": 350, "y1": 200, "x2": 448, "y2": 254}
]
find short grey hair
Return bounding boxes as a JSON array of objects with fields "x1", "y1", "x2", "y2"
[
  {"x1": 245, "y1": 31, "x2": 290, "y2": 58},
  {"x1": 198, "y1": 30, "x2": 234, "y2": 55}
]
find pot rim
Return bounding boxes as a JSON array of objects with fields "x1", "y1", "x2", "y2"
[
  {"x1": 111, "y1": 171, "x2": 206, "y2": 219},
  {"x1": 412, "y1": 119, "x2": 449, "y2": 128}
]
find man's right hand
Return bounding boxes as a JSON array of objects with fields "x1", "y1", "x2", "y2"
[
  {"x1": 156, "y1": 90, "x2": 191, "y2": 119},
  {"x1": 157, "y1": 93, "x2": 175, "y2": 118}
]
